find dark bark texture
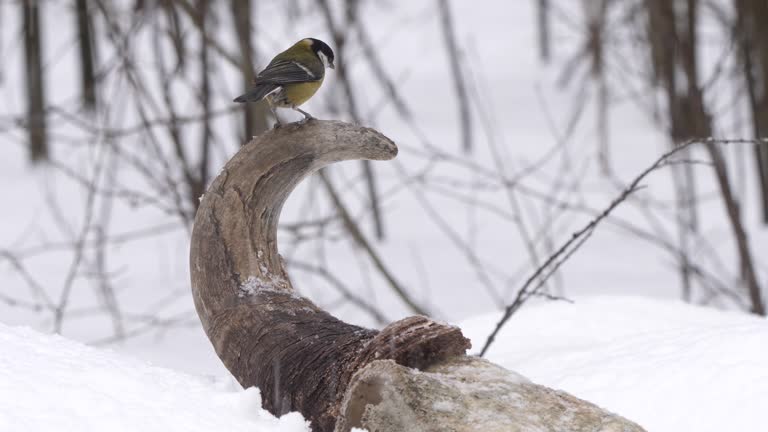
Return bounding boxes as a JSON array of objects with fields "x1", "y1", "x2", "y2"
[
  {"x1": 189, "y1": 120, "x2": 470, "y2": 432},
  {"x1": 735, "y1": 0, "x2": 768, "y2": 223},
  {"x1": 23, "y1": 0, "x2": 47, "y2": 162},
  {"x1": 645, "y1": 0, "x2": 765, "y2": 315}
]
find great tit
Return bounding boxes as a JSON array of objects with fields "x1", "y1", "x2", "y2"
[{"x1": 234, "y1": 38, "x2": 335, "y2": 126}]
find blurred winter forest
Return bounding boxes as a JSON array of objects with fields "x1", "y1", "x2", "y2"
[{"x1": 1, "y1": 0, "x2": 767, "y2": 366}]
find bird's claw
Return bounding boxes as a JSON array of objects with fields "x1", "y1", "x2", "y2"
[{"x1": 293, "y1": 107, "x2": 315, "y2": 124}]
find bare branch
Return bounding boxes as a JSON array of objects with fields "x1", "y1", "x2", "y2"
[{"x1": 480, "y1": 138, "x2": 767, "y2": 356}]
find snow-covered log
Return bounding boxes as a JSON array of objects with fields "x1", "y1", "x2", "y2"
[{"x1": 189, "y1": 120, "x2": 646, "y2": 432}]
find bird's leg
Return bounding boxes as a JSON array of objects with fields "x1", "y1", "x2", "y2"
[
  {"x1": 293, "y1": 107, "x2": 314, "y2": 123},
  {"x1": 270, "y1": 104, "x2": 282, "y2": 128}
]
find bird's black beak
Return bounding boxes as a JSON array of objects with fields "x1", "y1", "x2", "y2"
[{"x1": 329, "y1": 61, "x2": 335, "y2": 70}]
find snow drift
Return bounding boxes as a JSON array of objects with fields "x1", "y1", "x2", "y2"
[
  {"x1": 1, "y1": 296, "x2": 766, "y2": 431},
  {"x1": 462, "y1": 296, "x2": 768, "y2": 432},
  {"x1": 0, "y1": 323, "x2": 309, "y2": 432}
]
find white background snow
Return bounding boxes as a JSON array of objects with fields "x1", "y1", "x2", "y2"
[{"x1": 1, "y1": 1, "x2": 767, "y2": 431}]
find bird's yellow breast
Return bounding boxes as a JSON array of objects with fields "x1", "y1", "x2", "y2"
[{"x1": 283, "y1": 77, "x2": 324, "y2": 107}]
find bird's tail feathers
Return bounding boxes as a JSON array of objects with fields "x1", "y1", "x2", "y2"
[{"x1": 233, "y1": 84, "x2": 279, "y2": 103}]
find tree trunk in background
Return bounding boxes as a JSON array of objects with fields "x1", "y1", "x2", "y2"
[
  {"x1": 646, "y1": 0, "x2": 711, "y2": 141},
  {"x1": 194, "y1": 0, "x2": 211, "y2": 210},
  {"x1": 437, "y1": 0, "x2": 473, "y2": 153},
  {"x1": 23, "y1": 0, "x2": 48, "y2": 162},
  {"x1": 705, "y1": 142, "x2": 766, "y2": 315},
  {"x1": 0, "y1": 4, "x2": 5, "y2": 84},
  {"x1": 735, "y1": 0, "x2": 768, "y2": 224},
  {"x1": 580, "y1": 0, "x2": 612, "y2": 172},
  {"x1": 645, "y1": 0, "x2": 702, "y2": 301},
  {"x1": 231, "y1": 0, "x2": 270, "y2": 142},
  {"x1": 645, "y1": 0, "x2": 765, "y2": 315},
  {"x1": 75, "y1": 0, "x2": 97, "y2": 110},
  {"x1": 537, "y1": 0, "x2": 550, "y2": 62}
]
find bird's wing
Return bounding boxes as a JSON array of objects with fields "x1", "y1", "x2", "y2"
[
  {"x1": 233, "y1": 84, "x2": 279, "y2": 103},
  {"x1": 255, "y1": 59, "x2": 323, "y2": 84}
]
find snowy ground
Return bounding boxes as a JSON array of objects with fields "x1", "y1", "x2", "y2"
[
  {"x1": 463, "y1": 296, "x2": 768, "y2": 432},
  {"x1": 0, "y1": 321, "x2": 310, "y2": 432},
  {"x1": 1, "y1": 296, "x2": 766, "y2": 432}
]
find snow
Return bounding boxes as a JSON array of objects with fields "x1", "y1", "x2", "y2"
[
  {"x1": 0, "y1": 322, "x2": 309, "y2": 432},
  {"x1": 1, "y1": 296, "x2": 765, "y2": 431},
  {"x1": 460, "y1": 296, "x2": 768, "y2": 432},
  {"x1": 238, "y1": 274, "x2": 290, "y2": 298}
]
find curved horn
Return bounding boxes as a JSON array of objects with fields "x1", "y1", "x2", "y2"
[{"x1": 189, "y1": 120, "x2": 469, "y2": 431}]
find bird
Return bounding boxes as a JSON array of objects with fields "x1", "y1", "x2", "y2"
[{"x1": 234, "y1": 38, "x2": 335, "y2": 127}]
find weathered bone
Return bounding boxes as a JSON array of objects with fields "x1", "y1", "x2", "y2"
[
  {"x1": 190, "y1": 120, "x2": 469, "y2": 431},
  {"x1": 189, "y1": 120, "x2": 646, "y2": 432}
]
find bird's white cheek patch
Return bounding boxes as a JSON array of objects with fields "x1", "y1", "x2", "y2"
[{"x1": 318, "y1": 52, "x2": 330, "y2": 68}]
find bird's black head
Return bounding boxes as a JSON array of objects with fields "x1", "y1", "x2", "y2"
[{"x1": 308, "y1": 38, "x2": 335, "y2": 69}]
